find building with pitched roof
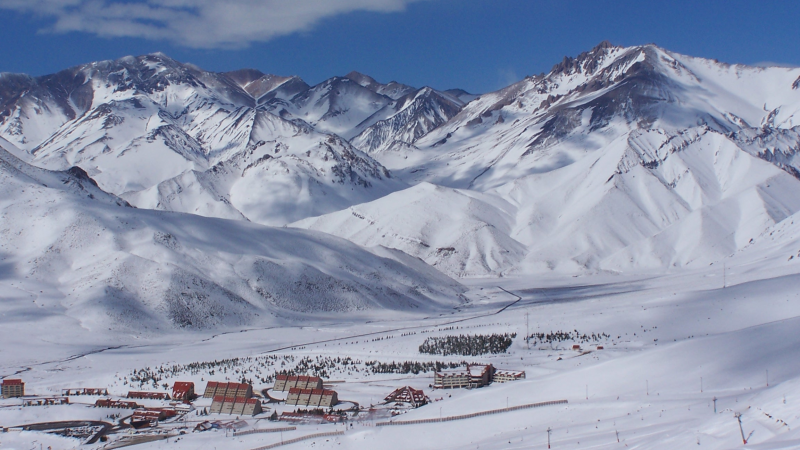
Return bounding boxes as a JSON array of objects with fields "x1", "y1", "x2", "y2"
[
  {"x1": 384, "y1": 386, "x2": 428, "y2": 407},
  {"x1": 172, "y1": 381, "x2": 195, "y2": 402}
]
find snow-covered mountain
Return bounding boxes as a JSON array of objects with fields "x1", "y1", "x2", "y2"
[
  {"x1": 0, "y1": 54, "x2": 434, "y2": 225},
  {"x1": 0, "y1": 137, "x2": 465, "y2": 331},
  {"x1": 5, "y1": 43, "x2": 800, "y2": 277},
  {"x1": 295, "y1": 42, "x2": 800, "y2": 276}
]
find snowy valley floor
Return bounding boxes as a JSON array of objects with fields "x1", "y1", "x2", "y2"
[{"x1": 2, "y1": 263, "x2": 800, "y2": 450}]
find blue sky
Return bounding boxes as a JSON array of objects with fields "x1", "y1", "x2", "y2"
[{"x1": 0, "y1": 0, "x2": 798, "y2": 94}]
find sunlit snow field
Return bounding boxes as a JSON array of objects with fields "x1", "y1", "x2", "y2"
[{"x1": 2, "y1": 261, "x2": 800, "y2": 450}]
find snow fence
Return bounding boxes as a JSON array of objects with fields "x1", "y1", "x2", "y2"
[
  {"x1": 249, "y1": 430, "x2": 344, "y2": 449},
  {"x1": 376, "y1": 399, "x2": 568, "y2": 426}
]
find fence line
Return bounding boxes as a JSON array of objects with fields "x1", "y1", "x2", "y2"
[
  {"x1": 250, "y1": 431, "x2": 344, "y2": 450},
  {"x1": 376, "y1": 399, "x2": 568, "y2": 427},
  {"x1": 234, "y1": 426, "x2": 296, "y2": 437}
]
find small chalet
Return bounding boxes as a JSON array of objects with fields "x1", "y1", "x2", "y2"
[
  {"x1": 384, "y1": 386, "x2": 428, "y2": 407},
  {"x1": 172, "y1": 381, "x2": 195, "y2": 402},
  {"x1": 493, "y1": 369, "x2": 526, "y2": 383}
]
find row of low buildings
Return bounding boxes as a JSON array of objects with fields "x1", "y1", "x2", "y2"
[
  {"x1": 285, "y1": 388, "x2": 338, "y2": 407},
  {"x1": 209, "y1": 396, "x2": 263, "y2": 416},
  {"x1": 433, "y1": 364, "x2": 525, "y2": 389},
  {"x1": 273, "y1": 375, "x2": 323, "y2": 392},
  {"x1": 203, "y1": 381, "x2": 253, "y2": 399}
]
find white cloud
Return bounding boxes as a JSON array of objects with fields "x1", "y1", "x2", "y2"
[{"x1": 0, "y1": 0, "x2": 427, "y2": 49}]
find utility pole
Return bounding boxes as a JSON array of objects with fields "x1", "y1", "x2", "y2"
[
  {"x1": 547, "y1": 427, "x2": 552, "y2": 449},
  {"x1": 735, "y1": 412, "x2": 747, "y2": 445},
  {"x1": 646, "y1": 380, "x2": 649, "y2": 396},
  {"x1": 723, "y1": 262, "x2": 727, "y2": 289},
  {"x1": 701, "y1": 377, "x2": 703, "y2": 393},
  {"x1": 526, "y1": 312, "x2": 530, "y2": 350},
  {"x1": 766, "y1": 369, "x2": 769, "y2": 387},
  {"x1": 713, "y1": 397, "x2": 717, "y2": 414},
  {"x1": 615, "y1": 430, "x2": 619, "y2": 443},
  {"x1": 586, "y1": 385, "x2": 588, "y2": 400}
]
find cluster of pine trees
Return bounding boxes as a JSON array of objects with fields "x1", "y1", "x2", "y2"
[
  {"x1": 526, "y1": 330, "x2": 610, "y2": 346},
  {"x1": 275, "y1": 355, "x2": 363, "y2": 379},
  {"x1": 365, "y1": 360, "x2": 467, "y2": 374},
  {"x1": 126, "y1": 354, "x2": 297, "y2": 388},
  {"x1": 418, "y1": 333, "x2": 516, "y2": 356}
]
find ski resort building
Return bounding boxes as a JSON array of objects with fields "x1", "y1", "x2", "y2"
[
  {"x1": 1, "y1": 379, "x2": 24, "y2": 398},
  {"x1": 131, "y1": 410, "x2": 164, "y2": 428},
  {"x1": 285, "y1": 388, "x2": 339, "y2": 407},
  {"x1": 273, "y1": 375, "x2": 324, "y2": 392},
  {"x1": 22, "y1": 397, "x2": 69, "y2": 406},
  {"x1": 203, "y1": 381, "x2": 252, "y2": 399},
  {"x1": 62, "y1": 388, "x2": 108, "y2": 396},
  {"x1": 127, "y1": 391, "x2": 171, "y2": 400},
  {"x1": 95, "y1": 399, "x2": 140, "y2": 409},
  {"x1": 384, "y1": 386, "x2": 428, "y2": 407},
  {"x1": 172, "y1": 382, "x2": 195, "y2": 402},
  {"x1": 434, "y1": 364, "x2": 495, "y2": 389},
  {"x1": 493, "y1": 369, "x2": 526, "y2": 383},
  {"x1": 209, "y1": 396, "x2": 263, "y2": 416}
]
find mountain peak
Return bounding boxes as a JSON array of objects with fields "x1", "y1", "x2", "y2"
[
  {"x1": 225, "y1": 68, "x2": 266, "y2": 83},
  {"x1": 550, "y1": 40, "x2": 622, "y2": 77},
  {"x1": 345, "y1": 71, "x2": 378, "y2": 87}
]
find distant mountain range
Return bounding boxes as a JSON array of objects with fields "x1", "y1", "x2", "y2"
[{"x1": 3, "y1": 41, "x2": 800, "y2": 280}]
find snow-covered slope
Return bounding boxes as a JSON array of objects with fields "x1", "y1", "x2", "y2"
[
  {"x1": 295, "y1": 42, "x2": 800, "y2": 276},
  {"x1": 0, "y1": 138, "x2": 465, "y2": 331},
  {"x1": 351, "y1": 87, "x2": 466, "y2": 159},
  {"x1": 6, "y1": 44, "x2": 800, "y2": 277},
  {"x1": 0, "y1": 53, "x2": 410, "y2": 225},
  {"x1": 294, "y1": 182, "x2": 526, "y2": 277},
  {"x1": 403, "y1": 42, "x2": 800, "y2": 189}
]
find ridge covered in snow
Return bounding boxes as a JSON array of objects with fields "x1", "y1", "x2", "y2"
[
  {"x1": 4, "y1": 43, "x2": 800, "y2": 277},
  {"x1": 295, "y1": 42, "x2": 800, "y2": 276},
  {"x1": 0, "y1": 137, "x2": 465, "y2": 331}
]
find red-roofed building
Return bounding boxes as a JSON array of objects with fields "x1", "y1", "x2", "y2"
[
  {"x1": 172, "y1": 382, "x2": 195, "y2": 402},
  {"x1": 1, "y1": 379, "x2": 24, "y2": 398},
  {"x1": 95, "y1": 399, "x2": 140, "y2": 409},
  {"x1": 493, "y1": 369, "x2": 526, "y2": 383},
  {"x1": 384, "y1": 386, "x2": 429, "y2": 407},
  {"x1": 131, "y1": 410, "x2": 164, "y2": 428},
  {"x1": 127, "y1": 391, "x2": 171, "y2": 400}
]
